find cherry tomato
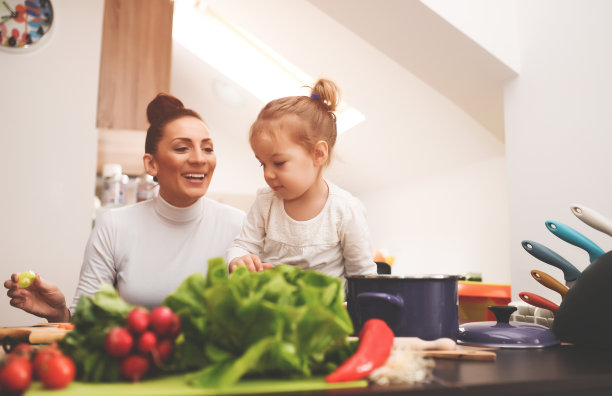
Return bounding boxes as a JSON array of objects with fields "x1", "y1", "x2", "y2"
[
  {"x1": 0, "y1": 355, "x2": 33, "y2": 393},
  {"x1": 37, "y1": 354, "x2": 76, "y2": 389}
]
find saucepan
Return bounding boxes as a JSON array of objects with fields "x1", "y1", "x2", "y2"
[
  {"x1": 347, "y1": 275, "x2": 561, "y2": 348},
  {"x1": 346, "y1": 274, "x2": 459, "y2": 340}
]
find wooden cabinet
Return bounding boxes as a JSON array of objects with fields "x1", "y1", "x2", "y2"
[{"x1": 96, "y1": 0, "x2": 174, "y2": 131}]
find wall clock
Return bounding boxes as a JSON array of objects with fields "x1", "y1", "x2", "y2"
[{"x1": 0, "y1": 0, "x2": 53, "y2": 52}]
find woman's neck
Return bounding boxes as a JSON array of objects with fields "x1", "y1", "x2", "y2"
[{"x1": 284, "y1": 177, "x2": 329, "y2": 221}]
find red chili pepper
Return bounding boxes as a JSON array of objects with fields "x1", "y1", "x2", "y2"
[{"x1": 325, "y1": 318, "x2": 394, "y2": 383}]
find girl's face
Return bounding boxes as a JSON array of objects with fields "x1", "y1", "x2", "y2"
[
  {"x1": 251, "y1": 128, "x2": 323, "y2": 202},
  {"x1": 143, "y1": 116, "x2": 216, "y2": 207}
]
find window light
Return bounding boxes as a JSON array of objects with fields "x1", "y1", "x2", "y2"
[{"x1": 172, "y1": 0, "x2": 365, "y2": 134}]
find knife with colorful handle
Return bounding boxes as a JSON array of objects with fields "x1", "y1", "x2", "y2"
[
  {"x1": 570, "y1": 204, "x2": 612, "y2": 237},
  {"x1": 545, "y1": 220, "x2": 605, "y2": 262},
  {"x1": 530, "y1": 269, "x2": 569, "y2": 299},
  {"x1": 522, "y1": 240, "x2": 581, "y2": 286},
  {"x1": 519, "y1": 292, "x2": 559, "y2": 315}
]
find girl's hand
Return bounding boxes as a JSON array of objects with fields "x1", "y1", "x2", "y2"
[
  {"x1": 4, "y1": 272, "x2": 70, "y2": 323},
  {"x1": 229, "y1": 255, "x2": 274, "y2": 273}
]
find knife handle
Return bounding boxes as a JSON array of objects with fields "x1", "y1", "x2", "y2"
[
  {"x1": 519, "y1": 292, "x2": 559, "y2": 315},
  {"x1": 530, "y1": 269, "x2": 569, "y2": 299},
  {"x1": 522, "y1": 240, "x2": 581, "y2": 282},
  {"x1": 571, "y1": 204, "x2": 612, "y2": 237},
  {"x1": 546, "y1": 220, "x2": 605, "y2": 262}
]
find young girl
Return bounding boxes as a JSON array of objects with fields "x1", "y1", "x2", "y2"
[{"x1": 226, "y1": 79, "x2": 377, "y2": 281}]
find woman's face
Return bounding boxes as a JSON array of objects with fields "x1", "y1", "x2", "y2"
[{"x1": 144, "y1": 116, "x2": 216, "y2": 207}]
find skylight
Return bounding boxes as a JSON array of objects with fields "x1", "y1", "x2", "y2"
[{"x1": 172, "y1": 0, "x2": 365, "y2": 134}]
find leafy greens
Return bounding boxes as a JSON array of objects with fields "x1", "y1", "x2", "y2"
[
  {"x1": 59, "y1": 283, "x2": 134, "y2": 382},
  {"x1": 164, "y1": 257, "x2": 356, "y2": 387}
]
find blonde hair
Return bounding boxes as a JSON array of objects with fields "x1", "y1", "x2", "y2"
[{"x1": 249, "y1": 79, "x2": 340, "y2": 165}]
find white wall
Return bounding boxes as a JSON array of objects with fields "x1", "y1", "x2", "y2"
[
  {"x1": 361, "y1": 157, "x2": 510, "y2": 282},
  {"x1": 0, "y1": 0, "x2": 104, "y2": 326},
  {"x1": 421, "y1": 0, "x2": 520, "y2": 73},
  {"x1": 505, "y1": 0, "x2": 612, "y2": 303}
]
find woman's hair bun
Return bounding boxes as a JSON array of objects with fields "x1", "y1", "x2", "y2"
[{"x1": 147, "y1": 93, "x2": 185, "y2": 125}]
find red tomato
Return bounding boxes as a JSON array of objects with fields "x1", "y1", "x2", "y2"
[
  {"x1": 33, "y1": 346, "x2": 62, "y2": 379},
  {"x1": 0, "y1": 355, "x2": 32, "y2": 393},
  {"x1": 37, "y1": 354, "x2": 76, "y2": 390}
]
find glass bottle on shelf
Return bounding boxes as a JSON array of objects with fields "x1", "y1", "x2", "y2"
[
  {"x1": 136, "y1": 174, "x2": 157, "y2": 202},
  {"x1": 101, "y1": 163, "x2": 127, "y2": 207}
]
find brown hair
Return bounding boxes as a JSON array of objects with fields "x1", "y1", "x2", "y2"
[
  {"x1": 249, "y1": 79, "x2": 340, "y2": 165},
  {"x1": 144, "y1": 93, "x2": 203, "y2": 154}
]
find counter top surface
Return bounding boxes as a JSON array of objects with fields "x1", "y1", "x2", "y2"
[
  {"x1": 340, "y1": 344, "x2": 612, "y2": 396},
  {"x1": 12, "y1": 344, "x2": 612, "y2": 395}
]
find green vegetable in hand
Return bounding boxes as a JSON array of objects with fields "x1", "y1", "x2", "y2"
[
  {"x1": 18, "y1": 270, "x2": 37, "y2": 288},
  {"x1": 164, "y1": 257, "x2": 356, "y2": 388}
]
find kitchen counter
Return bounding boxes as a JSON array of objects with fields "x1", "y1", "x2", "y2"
[
  {"x1": 14, "y1": 344, "x2": 612, "y2": 395},
  {"x1": 333, "y1": 344, "x2": 612, "y2": 396}
]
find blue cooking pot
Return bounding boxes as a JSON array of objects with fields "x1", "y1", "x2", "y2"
[{"x1": 346, "y1": 274, "x2": 459, "y2": 340}]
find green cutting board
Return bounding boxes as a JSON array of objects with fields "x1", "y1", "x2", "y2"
[{"x1": 25, "y1": 375, "x2": 368, "y2": 395}]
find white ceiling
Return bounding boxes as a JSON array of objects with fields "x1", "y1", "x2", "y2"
[{"x1": 171, "y1": 0, "x2": 512, "y2": 196}]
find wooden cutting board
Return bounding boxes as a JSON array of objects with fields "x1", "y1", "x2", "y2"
[
  {"x1": 25, "y1": 375, "x2": 368, "y2": 396},
  {"x1": 0, "y1": 324, "x2": 71, "y2": 345}
]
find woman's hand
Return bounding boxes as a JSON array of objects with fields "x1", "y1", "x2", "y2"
[
  {"x1": 229, "y1": 255, "x2": 274, "y2": 273},
  {"x1": 4, "y1": 273, "x2": 70, "y2": 323}
]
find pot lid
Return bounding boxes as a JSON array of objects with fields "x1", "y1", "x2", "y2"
[{"x1": 457, "y1": 306, "x2": 560, "y2": 348}]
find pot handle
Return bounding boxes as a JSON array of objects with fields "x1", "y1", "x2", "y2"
[{"x1": 356, "y1": 292, "x2": 404, "y2": 308}]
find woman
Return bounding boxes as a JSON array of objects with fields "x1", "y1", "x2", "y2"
[{"x1": 4, "y1": 93, "x2": 245, "y2": 322}]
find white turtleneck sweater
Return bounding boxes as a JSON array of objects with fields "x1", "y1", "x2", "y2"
[{"x1": 69, "y1": 194, "x2": 245, "y2": 312}]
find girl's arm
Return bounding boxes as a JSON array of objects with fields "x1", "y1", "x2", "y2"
[
  {"x1": 340, "y1": 199, "x2": 378, "y2": 276},
  {"x1": 226, "y1": 190, "x2": 270, "y2": 270}
]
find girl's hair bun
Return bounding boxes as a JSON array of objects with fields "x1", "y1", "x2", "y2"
[
  {"x1": 310, "y1": 79, "x2": 340, "y2": 113},
  {"x1": 147, "y1": 93, "x2": 185, "y2": 125}
]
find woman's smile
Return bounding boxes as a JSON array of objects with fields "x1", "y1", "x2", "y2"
[{"x1": 144, "y1": 116, "x2": 217, "y2": 207}]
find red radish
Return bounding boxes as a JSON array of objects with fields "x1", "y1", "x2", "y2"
[
  {"x1": 153, "y1": 338, "x2": 173, "y2": 363},
  {"x1": 137, "y1": 331, "x2": 157, "y2": 354},
  {"x1": 126, "y1": 307, "x2": 150, "y2": 334},
  {"x1": 37, "y1": 354, "x2": 76, "y2": 389},
  {"x1": 168, "y1": 314, "x2": 181, "y2": 339},
  {"x1": 120, "y1": 355, "x2": 149, "y2": 382},
  {"x1": 149, "y1": 306, "x2": 175, "y2": 336},
  {"x1": 0, "y1": 355, "x2": 32, "y2": 393},
  {"x1": 105, "y1": 327, "x2": 133, "y2": 357}
]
